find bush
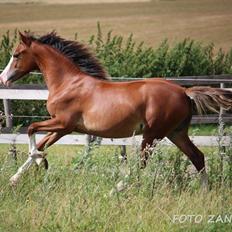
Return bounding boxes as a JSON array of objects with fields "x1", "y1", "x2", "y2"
[{"x1": 87, "y1": 23, "x2": 232, "y2": 77}]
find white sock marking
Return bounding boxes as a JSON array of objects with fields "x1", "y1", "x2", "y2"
[{"x1": 9, "y1": 134, "x2": 45, "y2": 185}]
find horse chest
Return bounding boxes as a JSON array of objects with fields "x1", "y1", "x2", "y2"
[{"x1": 46, "y1": 102, "x2": 55, "y2": 116}]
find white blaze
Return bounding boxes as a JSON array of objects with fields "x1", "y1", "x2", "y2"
[{"x1": 0, "y1": 56, "x2": 14, "y2": 85}]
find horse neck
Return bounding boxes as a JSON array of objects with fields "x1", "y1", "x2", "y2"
[{"x1": 31, "y1": 42, "x2": 82, "y2": 92}]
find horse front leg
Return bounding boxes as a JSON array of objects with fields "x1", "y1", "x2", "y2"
[
  {"x1": 28, "y1": 117, "x2": 71, "y2": 156},
  {"x1": 36, "y1": 132, "x2": 53, "y2": 151},
  {"x1": 10, "y1": 133, "x2": 45, "y2": 186},
  {"x1": 10, "y1": 118, "x2": 70, "y2": 186},
  {"x1": 29, "y1": 133, "x2": 45, "y2": 165}
]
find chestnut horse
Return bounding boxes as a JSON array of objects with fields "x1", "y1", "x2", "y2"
[{"x1": 0, "y1": 32, "x2": 231, "y2": 187}]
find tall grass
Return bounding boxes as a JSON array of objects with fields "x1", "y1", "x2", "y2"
[
  {"x1": 0, "y1": 140, "x2": 232, "y2": 231},
  {"x1": 0, "y1": 112, "x2": 231, "y2": 231}
]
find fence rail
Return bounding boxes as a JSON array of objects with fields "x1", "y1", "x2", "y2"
[{"x1": 0, "y1": 134, "x2": 231, "y2": 147}]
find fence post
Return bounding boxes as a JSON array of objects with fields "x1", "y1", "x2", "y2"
[
  {"x1": 3, "y1": 99, "x2": 12, "y2": 129},
  {"x1": 218, "y1": 83, "x2": 226, "y2": 187}
]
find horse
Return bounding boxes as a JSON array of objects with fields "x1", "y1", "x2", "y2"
[{"x1": 0, "y1": 32, "x2": 231, "y2": 188}]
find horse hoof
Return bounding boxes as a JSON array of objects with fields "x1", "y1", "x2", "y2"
[
  {"x1": 9, "y1": 175, "x2": 19, "y2": 187},
  {"x1": 140, "y1": 161, "x2": 147, "y2": 169},
  {"x1": 35, "y1": 157, "x2": 44, "y2": 166},
  {"x1": 35, "y1": 158, "x2": 49, "y2": 170},
  {"x1": 200, "y1": 169, "x2": 208, "y2": 192},
  {"x1": 109, "y1": 180, "x2": 128, "y2": 196},
  {"x1": 43, "y1": 158, "x2": 49, "y2": 170}
]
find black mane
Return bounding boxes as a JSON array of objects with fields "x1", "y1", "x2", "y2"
[{"x1": 30, "y1": 32, "x2": 109, "y2": 80}]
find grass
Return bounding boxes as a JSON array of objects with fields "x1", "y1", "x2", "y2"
[
  {"x1": 0, "y1": 0, "x2": 232, "y2": 51},
  {"x1": 1, "y1": 143, "x2": 232, "y2": 231},
  {"x1": 189, "y1": 124, "x2": 230, "y2": 136}
]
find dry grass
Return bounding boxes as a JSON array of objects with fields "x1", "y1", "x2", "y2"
[
  {"x1": 0, "y1": 0, "x2": 150, "y2": 3},
  {"x1": 0, "y1": 0, "x2": 231, "y2": 50}
]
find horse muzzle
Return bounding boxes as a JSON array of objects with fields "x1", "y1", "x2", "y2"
[
  {"x1": 0, "y1": 72, "x2": 6, "y2": 86},
  {"x1": 0, "y1": 72, "x2": 12, "y2": 86},
  {"x1": 0, "y1": 70, "x2": 23, "y2": 86}
]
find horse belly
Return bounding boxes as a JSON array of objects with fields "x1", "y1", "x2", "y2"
[{"x1": 75, "y1": 114, "x2": 144, "y2": 138}]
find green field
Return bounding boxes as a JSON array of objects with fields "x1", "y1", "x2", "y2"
[
  {"x1": 0, "y1": 0, "x2": 232, "y2": 50},
  {"x1": 1, "y1": 143, "x2": 232, "y2": 231}
]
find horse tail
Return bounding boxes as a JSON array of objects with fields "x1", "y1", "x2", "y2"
[{"x1": 185, "y1": 86, "x2": 232, "y2": 114}]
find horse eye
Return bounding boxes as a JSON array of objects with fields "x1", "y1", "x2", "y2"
[{"x1": 13, "y1": 53, "x2": 20, "y2": 59}]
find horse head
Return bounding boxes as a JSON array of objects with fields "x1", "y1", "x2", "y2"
[{"x1": 0, "y1": 32, "x2": 37, "y2": 86}]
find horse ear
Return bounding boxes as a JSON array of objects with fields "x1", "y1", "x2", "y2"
[{"x1": 19, "y1": 31, "x2": 31, "y2": 47}]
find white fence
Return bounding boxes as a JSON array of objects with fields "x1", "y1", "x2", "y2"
[
  {"x1": 0, "y1": 133, "x2": 231, "y2": 147},
  {"x1": 0, "y1": 88, "x2": 48, "y2": 100}
]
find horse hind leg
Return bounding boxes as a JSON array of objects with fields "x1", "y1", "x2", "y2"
[
  {"x1": 168, "y1": 130, "x2": 208, "y2": 190},
  {"x1": 110, "y1": 132, "x2": 156, "y2": 196},
  {"x1": 140, "y1": 134, "x2": 158, "y2": 169},
  {"x1": 140, "y1": 124, "x2": 167, "y2": 169}
]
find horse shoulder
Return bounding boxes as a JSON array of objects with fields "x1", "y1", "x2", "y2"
[{"x1": 46, "y1": 88, "x2": 82, "y2": 116}]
